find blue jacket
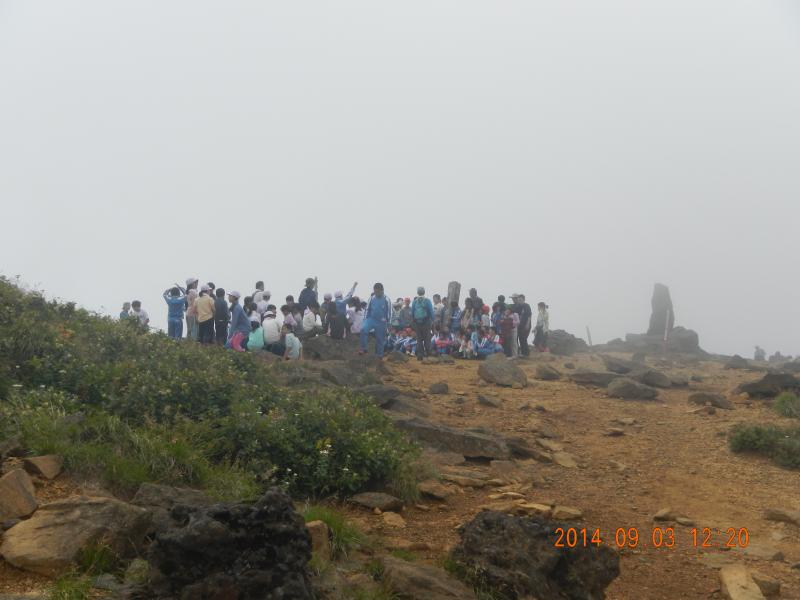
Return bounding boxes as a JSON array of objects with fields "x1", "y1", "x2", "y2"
[
  {"x1": 366, "y1": 293, "x2": 391, "y2": 323},
  {"x1": 411, "y1": 297, "x2": 435, "y2": 323},
  {"x1": 298, "y1": 287, "x2": 317, "y2": 312},
  {"x1": 163, "y1": 290, "x2": 186, "y2": 320},
  {"x1": 228, "y1": 302, "x2": 251, "y2": 337}
]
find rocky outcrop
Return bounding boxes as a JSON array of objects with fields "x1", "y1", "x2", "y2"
[
  {"x1": 131, "y1": 483, "x2": 211, "y2": 534},
  {"x1": 478, "y1": 354, "x2": 527, "y2": 388},
  {"x1": 381, "y1": 556, "x2": 476, "y2": 599},
  {"x1": 534, "y1": 364, "x2": 561, "y2": 381},
  {"x1": 569, "y1": 371, "x2": 621, "y2": 387},
  {"x1": 636, "y1": 369, "x2": 672, "y2": 389},
  {"x1": 547, "y1": 330, "x2": 590, "y2": 356},
  {"x1": 22, "y1": 455, "x2": 63, "y2": 480},
  {"x1": 0, "y1": 496, "x2": 151, "y2": 576},
  {"x1": 688, "y1": 392, "x2": 733, "y2": 410},
  {"x1": 0, "y1": 469, "x2": 37, "y2": 522},
  {"x1": 393, "y1": 417, "x2": 511, "y2": 459},
  {"x1": 607, "y1": 378, "x2": 659, "y2": 400},
  {"x1": 736, "y1": 373, "x2": 800, "y2": 397},
  {"x1": 450, "y1": 511, "x2": 620, "y2": 599},
  {"x1": 600, "y1": 355, "x2": 640, "y2": 375},
  {"x1": 144, "y1": 488, "x2": 313, "y2": 599},
  {"x1": 302, "y1": 335, "x2": 358, "y2": 361},
  {"x1": 725, "y1": 355, "x2": 750, "y2": 370},
  {"x1": 647, "y1": 283, "x2": 675, "y2": 336}
]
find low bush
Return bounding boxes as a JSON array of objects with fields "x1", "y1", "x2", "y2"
[
  {"x1": 302, "y1": 504, "x2": 364, "y2": 559},
  {"x1": 774, "y1": 392, "x2": 800, "y2": 418},
  {"x1": 729, "y1": 423, "x2": 800, "y2": 469}
]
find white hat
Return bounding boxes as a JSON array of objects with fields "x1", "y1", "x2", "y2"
[
  {"x1": 186, "y1": 277, "x2": 199, "y2": 287},
  {"x1": 228, "y1": 290, "x2": 241, "y2": 299},
  {"x1": 200, "y1": 284, "x2": 210, "y2": 292},
  {"x1": 334, "y1": 290, "x2": 343, "y2": 298}
]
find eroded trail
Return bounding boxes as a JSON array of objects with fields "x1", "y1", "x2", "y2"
[{"x1": 344, "y1": 353, "x2": 800, "y2": 599}]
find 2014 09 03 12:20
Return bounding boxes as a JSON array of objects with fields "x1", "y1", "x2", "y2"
[{"x1": 553, "y1": 526, "x2": 750, "y2": 549}]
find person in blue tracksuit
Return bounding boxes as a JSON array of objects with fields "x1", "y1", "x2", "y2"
[
  {"x1": 360, "y1": 282, "x2": 391, "y2": 357},
  {"x1": 226, "y1": 290, "x2": 251, "y2": 351},
  {"x1": 163, "y1": 286, "x2": 186, "y2": 339},
  {"x1": 411, "y1": 287, "x2": 435, "y2": 360}
]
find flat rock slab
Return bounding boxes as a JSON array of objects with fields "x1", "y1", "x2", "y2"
[
  {"x1": 349, "y1": 492, "x2": 403, "y2": 512},
  {"x1": 394, "y1": 417, "x2": 511, "y2": 459},
  {"x1": 0, "y1": 469, "x2": 37, "y2": 522},
  {"x1": 381, "y1": 556, "x2": 476, "y2": 600},
  {"x1": 0, "y1": 496, "x2": 150, "y2": 576},
  {"x1": 764, "y1": 507, "x2": 800, "y2": 526},
  {"x1": 552, "y1": 451, "x2": 578, "y2": 468},
  {"x1": 719, "y1": 564, "x2": 766, "y2": 600},
  {"x1": 607, "y1": 378, "x2": 659, "y2": 400},
  {"x1": 741, "y1": 545, "x2": 784, "y2": 562},
  {"x1": 569, "y1": 371, "x2": 621, "y2": 387},
  {"x1": 22, "y1": 455, "x2": 63, "y2": 480},
  {"x1": 417, "y1": 480, "x2": 454, "y2": 501}
]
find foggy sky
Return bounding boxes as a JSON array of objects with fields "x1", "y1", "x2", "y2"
[{"x1": 2, "y1": 1, "x2": 799, "y2": 356}]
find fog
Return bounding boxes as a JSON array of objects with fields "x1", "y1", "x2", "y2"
[{"x1": 1, "y1": 1, "x2": 799, "y2": 356}]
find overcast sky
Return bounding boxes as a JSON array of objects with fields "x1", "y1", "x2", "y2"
[{"x1": 1, "y1": 1, "x2": 799, "y2": 356}]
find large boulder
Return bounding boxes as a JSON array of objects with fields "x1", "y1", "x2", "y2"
[
  {"x1": 22, "y1": 455, "x2": 63, "y2": 480},
  {"x1": 131, "y1": 483, "x2": 211, "y2": 534},
  {"x1": 600, "y1": 355, "x2": 640, "y2": 375},
  {"x1": 0, "y1": 496, "x2": 151, "y2": 576},
  {"x1": 380, "y1": 556, "x2": 476, "y2": 600},
  {"x1": 534, "y1": 364, "x2": 561, "y2": 381},
  {"x1": 302, "y1": 335, "x2": 358, "y2": 361},
  {"x1": 393, "y1": 417, "x2": 511, "y2": 459},
  {"x1": 356, "y1": 384, "x2": 403, "y2": 407},
  {"x1": 0, "y1": 469, "x2": 37, "y2": 522},
  {"x1": 647, "y1": 283, "x2": 675, "y2": 335},
  {"x1": 736, "y1": 373, "x2": 800, "y2": 398},
  {"x1": 349, "y1": 492, "x2": 403, "y2": 512},
  {"x1": 478, "y1": 354, "x2": 527, "y2": 388},
  {"x1": 607, "y1": 378, "x2": 659, "y2": 400},
  {"x1": 144, "y1": 488, "x2": 313, "y2": 599},
  {"x1": 450, "y1": 511, "x2": 620, "y2": 600},
  {"x1": 319, "y1": 360, "x2": 363, "y2": 387},
  {"x1": 688, "y1": 392, "x2": 733, "y2": 410},
  {"x1": 569, "y1": 371, "x2": 621, "y2": 387},
  {"x1": 636, "y1": 369, "x2": 672, "y2": 389},
  {"x1": 547, "y1": 330, "x2": 590, "y2": 356}
]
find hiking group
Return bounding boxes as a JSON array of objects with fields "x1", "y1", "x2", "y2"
[{"x1": 119, "y1": 279, "x2": 550, "y2": 362}]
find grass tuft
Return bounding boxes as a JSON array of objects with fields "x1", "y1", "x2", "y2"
[
  {"x1": 302, "y1": 504, "x2": 364, "y2": 559},
  {"x1": 774, "y1": 392, "x2": 800, "y2": 418}
]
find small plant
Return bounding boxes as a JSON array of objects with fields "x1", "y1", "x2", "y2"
[
  {"x1": 46, "y1": 574, "x2": 92, "y2": 600},
  {"x1": 302, "y1": 504, "x2": 364, "y2": 559},
  {"x1": 365, "y1": 557, "x2": 385, "y2": 579},
  {"x1": 389, "y1": 549, "x2": 417, "y2": 561},
  {"x1": 729, "y1": 424, "x2": 800, "y2": 469},
  {"x1": 76, "y1": 543, "x2": 117, "y2": 575},
  {"x1": 774, "y1": 392, "x2": 800, "y2": 418}
]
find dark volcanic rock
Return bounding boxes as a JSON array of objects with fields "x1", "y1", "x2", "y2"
[
  {"x1": 451, "y1": 511, "x2": 620, "y2": 600},
  {"x1": 688, "y1": 392, "x2": 733, "y2": 410},
  {"x1": 636, "y1": 369, "x2": 672, "y2": 389},
  {"x1": 600, "y1": 355, "x2": 640, "y2": 375},
  {"x1": 144, "y1": 488, "x2": 313, "y2": 599},
  {"x1": 547, "y1": 330, "x2": 590, "y2": 356},
  {"x1": 356, "y1": 384, "x2": 403, "y2": 407},
  {"x1": 478, "y1": 354, "x2": 527, "y2": 388},
  {"x1": 647, "y1": 283, "x2": 675, "y2": 336},
  {"x1": 429, "y1": 382, "x2": 449, "y2": 394},
  {"x1": 607, "y1": 378, "x2": 659, "y2": 400},
  {"x1": 131, "y1": 483, "x2": 211, "y2": 535},
  {"x1": 736, "y1": 373, "x2": 800, "y2": 398},
  {"x1": 569, "y1": 371, "x2": 621, "y2": 387},
  {"x1": 724, "y1": 355, "x2": 750, "y2": 370},
  {"x1": 394, "y1": 417, "x2": 511, "y2": 459},
  {"x1": 302, "y1": 335, "x2": 358, "y2": 360},
  {"x1": 534, "y1": 364, "x2": 561, "y2": 381}
]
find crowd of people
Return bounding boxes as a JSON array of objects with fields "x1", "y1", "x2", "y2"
[{"x1": 119, "y1": 278, "x2": 551, "y2": 361}]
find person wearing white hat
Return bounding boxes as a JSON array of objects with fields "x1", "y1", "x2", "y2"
[
  {"x1": 185, "y1": 277, "x2": 199, "y2": 341},
  {"x1": 226, "y1": 290, "x2": 250, "y2": 351},
  {"x1": 195, "y1": 284, "x2": 216, "y2": 344}
]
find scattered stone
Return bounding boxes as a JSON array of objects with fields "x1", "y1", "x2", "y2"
[
  {"x1": 725, "y1": 355, "x2": 751, "y2": 370},
  {"x1": 637, "y1": 369, "x2": 673, "y2": 389},
  {"x1": 504, "y1": 437, "x2": 552, "y2": 462},
  {"x1": 0, "y1": 469, "x2": 37, "y2": 522},
  {"x1": 751, "y1": 571, "x2": 781, "y2": 597},
  {"x1": 350, "y1": 492, "x2": 403, "y2": 512},
  {"x1": 22, "y1": 455, "x2": 63, "y2": 480},
  {"x1": 691, "y1": 374, "x2": 704, "y2": 382},
  {"x1": 319, "y1": 360, "x2": 362, "y2": 386},
  {"x1": 534, "y1": 423, "x2": 561, "y2": 439},
  {"x1": 394, "y1": 417, "x2": 511, "y2": 459},
  {"x1": 357, "y1": 384, "x2": 403, "y2": 407},
  {"x1": 688, "y1": 392, "x2": 733, "y2": 410},
  {"x1": 144, "y1": 488, "x2": 313, "y2": 599},
  {"x1": 488, "y1": 460, "x2": 519, "y2": 480},
  {"x1": 489, "y1": 492, "x2": 526, "y2": 500},
  {"x1": 690, "y1": 405, "x2": 717, "y2": 415},
  {"x1": 535, "y1": 438, "x2": 563, "y2": 452},
  {"x1": 515, "y1": 503, "x2": 553, "y2": 517},
  {"x1": 534, "y1": 364, "x2": 561, "y2": 381},
  {"x1": 551, "y1": 506, "x2": 583, "y2": 520},
  {"x1": 382, "y1": 512, "x2": 407, "y2": 528},
  {"x1": 764, "y1": 508, "x2": 800, "y2": 526},
  {"x1": 569, "y1": 371, "x2": 621, "y2": 387},
  {"x1": 563, "y1": 362, "x2": 575, "y2": 369},
  {"x1": 92, "y1": 574, "x2": 123, "y2": 592},
  {"x1": 547, "y1": 330, "x2": 591, "y2": 356},
  {"x1": 552, "y1": 451, "x2": 578, "y2": 468},
  {"x1": 477, "y1": 394, "x2": 501, "y2": 408},
  {"x1": 671, "y1": 374, "x2": 690, "y2": 387},
  {"x1": 0, "y1": 496, "x2": 150, "y2": 576},
  {"x1": 676, "y1": 517, "x2": 695, "y2": 526},
  {"x1": 124, "y1": 558, "x2": 151, "y2": 586},
  {"x1": 719, "y1": 564, "x2": 766, "y2": 600},
  {"x1": 306, "y1": 520, "x2": 331, "y2": 558},
  {"x1": 605, "y1": 428, "x2": 625, "y2": 437},
  {"x1": 609, "y1": 460, "x2": 628, "y2": 472},
  {"x1": 600, "y1": 355, "x2": 640, "y2": 374},
  {"x1": 477, "y1": 354, "x2": 528, "y2": 388},
  {"x1": 653, "y1": 508, "x2": 677, "y2": 521},
  {"x1": 451, "y1": 511, "x2": 619, "y2": 599},
  {"x1": 613, "y1": 417, "x2": 637, "y2": 426},
  {"x1": 429, "y1": 382, "x2": 449, "y2": 394},
  {"x1": 441, "y1": 474, "x2": 488, "y2": 488},
  {"x1": 0, "y1": 436, "x2": 25, "y2": 460},
  {"x1": 737, "y1": 373, "x2": 800, "y2": 398},
  {"x1": 607, "y1": 378, "x2": 659, "y2": 400},
  {"x1": 418, "y1": 480, "x2": 454, "y2": 501},
  {"x1": 386, "y1": 351, "x2": 409, "y2": 363},
  {"x1": 381, "y1": 555, "x2": 476, "y2": 599},
  {"x1": 742, "y1": 545, "x2": 784, "y2": 562}
]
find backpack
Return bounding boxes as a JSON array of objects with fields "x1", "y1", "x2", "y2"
[{"x1": 412, "y1": 297, "x2": 429, "y2": 321}]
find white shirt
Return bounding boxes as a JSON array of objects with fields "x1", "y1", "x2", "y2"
[
  {"x1": 303, "y1": 310, "x2": 322, "y2": 331},
  {"x1": 256, "y1": 299, "x2": 268, "y2": 315},
  {"x1": 263, "y1": 318, "x2": 282, "y2": 344},
  {"x1": 133, "y1": 309, "x2": 149, "y2": 326},
  {"x1": 350, "y1": 309, "x2": 365, "y2": 333}
]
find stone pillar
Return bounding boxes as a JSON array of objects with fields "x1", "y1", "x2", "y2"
[
  {"x1": 647, "y1": 283, "x2": 675, "y2": 336},
  {"x1": 447, "y1": 281, "x2": 461, "y2": 306}
]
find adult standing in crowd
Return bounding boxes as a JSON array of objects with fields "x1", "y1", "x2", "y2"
[
  {"x1": 226, "y1": 291, "x2": 250, "y2": 351},
  {"x1": 213, "y1": 287, "x2": 229, "y2": 344},
  {"x1": 298, "y1": 277, "x2": 318, "y2": 312},
  {"x1": 360, "y1": 282, "x2": 391, "y2": 357},
  {"x1": 184, "y1": 278, "x2": 199, "y2": 340},
  {"x1": 534, "y1": 302, "x2": 550, "y2": 352},
  {"x1": 411, "y1": 286, "x2": 435, "y2": 361},
  {"x1": 163, "y1": 285, "x2": 186, "y2": 339},
  {"x1": 195, "y1": 284, "x2": 216, "y2": 344},
  {"x1": 514, "y1": 293, "x2": 533, "y2": 357}
]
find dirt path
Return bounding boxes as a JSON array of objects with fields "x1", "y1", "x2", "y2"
[{"x1": 351, "y1": 353, "x2": 800, "y2": 599}]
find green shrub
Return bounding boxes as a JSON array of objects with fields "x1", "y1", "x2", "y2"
[
  {"x1": 46, "y1": 574, "x2": 92, "y2": 600},
  {"x1": 774, "y1": 392, "x2": 800, "y2": 418},
  {"x1": 301, "y1": 504, "x2": 364, "y2": 559},
  {"x1": 729, "y1": 423, "x2": 800, "y2": 469}
]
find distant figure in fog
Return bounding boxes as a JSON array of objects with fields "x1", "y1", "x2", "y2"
[
  {"x1": 534, "y1": 302, "x2": 550, "y2": 352},
  {"x1": 131, "y1": 300, "x2": 150, "y2": 328},
  {"x1": 119, "y1": 302, "x2": 131, "y2": 320},
  {"x1": 754, "y1": 346, "x2": 766, "y2": 361}
]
